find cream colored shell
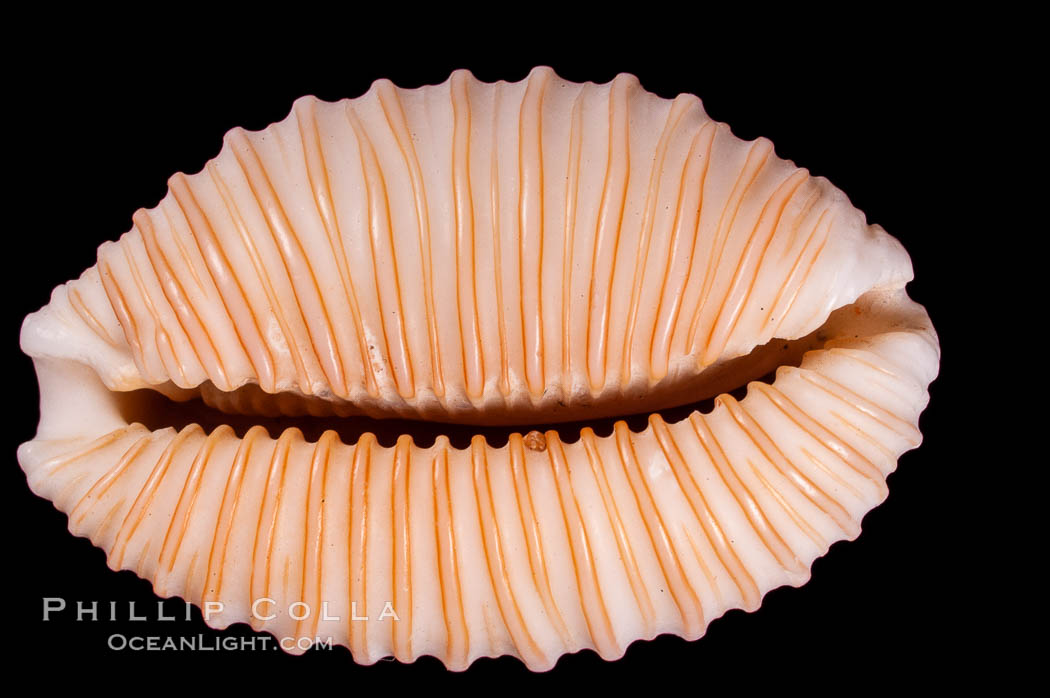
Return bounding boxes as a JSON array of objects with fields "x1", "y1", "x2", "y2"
[
  {"x1": 22, "y1": 66, "x2": 911, "y2": 424},
  {"x1": 18, "y1": 67, "x2": 940, "y2": 670}
]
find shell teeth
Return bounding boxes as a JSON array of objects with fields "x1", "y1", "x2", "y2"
[
  {"x1": 18, "y1": 68, "x2": 940, "y2": 670},
  {"x1": 26, "y1": 67, "x2": 913, "y2": 425},
  {"x1": 21, "y1": 287, "x2": 937, "y2": 670}
]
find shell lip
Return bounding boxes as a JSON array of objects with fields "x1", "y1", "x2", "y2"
[
  {"x1": 20, "y1": 65, "x2": 918, "y2": 426},
  {"x1": 22, "y1": 283, "x2": 937, "y2": 453}
]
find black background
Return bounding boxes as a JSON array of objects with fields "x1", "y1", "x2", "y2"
[{"x1": 4, "y1": 22, "x2": 988, "y2": 690}]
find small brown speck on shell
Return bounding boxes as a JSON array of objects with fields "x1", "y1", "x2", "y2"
[{"x1": 523, "y1": 430, "x2": 547, "y2": 452}]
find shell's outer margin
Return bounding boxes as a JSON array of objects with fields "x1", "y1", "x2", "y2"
[{"x1": 17, "y1": 67, "x2": 940, "y2": 671}]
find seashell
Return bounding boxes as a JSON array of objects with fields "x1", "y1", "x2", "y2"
[{"x1": 18, "y1": 67, "x2": 939, "y2": 671}]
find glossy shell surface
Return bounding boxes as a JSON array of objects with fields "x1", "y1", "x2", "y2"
[{"x1": 18, "y1": 67, "x2": 939, "y2": 670}]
